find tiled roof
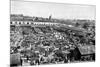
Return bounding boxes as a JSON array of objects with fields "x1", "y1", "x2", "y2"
[
  {"x1": 78, "y1": 45, "x2": 95, "y2": 55},
  {"x1": 10, "y1": 53, "x2": 21, "y2": 65}
]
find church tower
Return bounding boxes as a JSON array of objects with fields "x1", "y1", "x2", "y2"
[{"x1": 49, "y1": 15, "x2": 52, "y2": 20}]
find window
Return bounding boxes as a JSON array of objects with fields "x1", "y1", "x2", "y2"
[
  {"x1": 10, "y1": 22, "x2": 12, "y2": 24},
  {"x1": 19, "y1": 22, "x2": 21, "y2": 24}
]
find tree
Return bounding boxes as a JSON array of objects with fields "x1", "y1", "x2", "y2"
[
  {"x1": 82, "y1": 22, "x2": 89, "y2": 29},
  {"x1": 75, "y1": 22, "x2": 80, "y2": 27}
]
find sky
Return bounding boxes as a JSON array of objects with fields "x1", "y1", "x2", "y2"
[{"x1": 11, "y1": 0, "x2": 96, "y2": 20}]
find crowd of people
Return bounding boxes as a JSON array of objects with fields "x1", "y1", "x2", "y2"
[{"x1": 10, "y1": 22, "x2": 95, "y2": 66}]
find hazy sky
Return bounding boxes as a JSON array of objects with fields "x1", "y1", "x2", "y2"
[{"x1": 11, "y1": 0, "x2": 95, "y2": 20}]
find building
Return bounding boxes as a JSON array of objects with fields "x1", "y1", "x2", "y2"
[
  {"x1": 10, "y1": 53, "x2": 22, "y2": 66},
  {"x1": 78, "y1": 45, "x2": 95, "y2": 61}
]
